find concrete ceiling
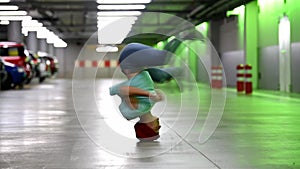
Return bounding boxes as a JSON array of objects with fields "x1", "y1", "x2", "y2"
[{"x1": 9, "y1": 0, "x2": 254, "y2": 45}]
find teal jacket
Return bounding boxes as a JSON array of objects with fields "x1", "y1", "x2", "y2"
[{"x1": 109, "y1": 71, "x2": 156, "y2": 120}]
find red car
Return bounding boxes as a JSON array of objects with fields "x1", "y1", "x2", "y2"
[
  {"x1": 0, "y1": 42, "x2": 33, "y2": 82},
  {"x1": 39, "y1": 55, "x2": 58, "y2": 77}
]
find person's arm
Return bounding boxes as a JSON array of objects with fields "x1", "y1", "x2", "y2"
[
  {"x1": 120, "y1": 86, "x2": 163, "y2": 110},
  {"x1": 118, "y1": 86, "x2": 147, "y2": 110},
  {"x1": 120, "y1": 86, "x2": 163, "y2": 102},
  {"x1": 109, "y1": 81, "x2": 126, "y2": 96},
  {"x1": 119, "y1": 86, "x2": 150, "y2": 97}
]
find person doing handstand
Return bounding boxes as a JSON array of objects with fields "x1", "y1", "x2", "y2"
[{"x1": 109, "y1": 43, "x2": 170, "y2": 141}]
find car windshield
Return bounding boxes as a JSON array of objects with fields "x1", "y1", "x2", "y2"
[{"x1": 0, "y1": 46, "x2": 26, "y2": 57}]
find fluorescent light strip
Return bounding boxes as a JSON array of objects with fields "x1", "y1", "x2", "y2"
[
  {"x1": 0, "y1": 20, "x2": 8, "y2": 25},
  {"x1": 97, "y1": 16, "x2": 138, "y2": 20},
  {"x1": 97, "y1": 16, "x2": 137, "y2": 22},
  {"x1": 0, "y1": 0, "x2": 10, "y2": 3},
  {"x1": 0, "y1": 15, "x2": 31, "y2": 20},
  {"x1": 97, "y1": 0, "x2": 151, "y2": 4},
  {"x1": 97, "y1": 11, "x2": 141, "y2": 16},
  {"x1": 98, "y1": 23, "x2": 133, "y2": 44},
  {"x1": 22, "y1": 27, "x2": 45, "y2": 32},
  {"x1": 22, "y1": 20, "x2": 43, "y2": 27},
  {"x1": 54, "y1": 39, "x2": 67, "y2": 48},
  {"x1": 97, "y1": 17, "x2": 137, "y2": 28},
  {"x1": 0, "y1": 5, "x2": 18, "y2": 10},
  {"x1": 0, "y1": 11, "x2": 27, "y2": 15},
  {"x1": 96, "y1": 46, "x2": 118, "y2": 53},
  {"x1": 46, "y1": 32, "x2": 57, "y2": 44},
  {"x1": 97, "y1": 16, "x2": 137, "y2": 44},
  {"x1": 98, "y1": 5, "x2": 145, "y2": 10},
  {"x1": 37, "y1": 28, "x2": 50, "y2": 39}
]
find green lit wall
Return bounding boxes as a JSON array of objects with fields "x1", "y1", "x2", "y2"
[
  {"x1": 245, "y1": 1, "x2": 258, "y2": 89},
  {"x1": 258, "y1": 0, "x2": 300, "y2": 47}
]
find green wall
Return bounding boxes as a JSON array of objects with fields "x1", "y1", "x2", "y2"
[
  {"x1": 245, "y1": 1, "x2": 259, "y2": 89},
  {"x1": 258, "y1": 0, "x2": 300, "y2": 47}
]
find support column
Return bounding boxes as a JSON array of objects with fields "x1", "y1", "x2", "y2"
[
  {"x1": 38, "y1": 38, "x2": 48, "y2": 53},
  {"x1": 8, "y1": 21, "x2": 23, "y2": 43},
  {"x1": 0, "y1": 25, "x2": 8, "y2": 40},
  {"x1": 209, "y1": 20, "x2": 221, "y2": 66},
  {"x1": 245, "y1": 1, "x2": 259, "y2": 89},
  {"x1": 48, "y1": 43, "x2": 54, "y2": 56},
  {"x1": 55, "y1": 48, "x2": 65, "y2": 78},
  {"x1": 26, "y1": 32, "x2": 38, "y2": 53}
]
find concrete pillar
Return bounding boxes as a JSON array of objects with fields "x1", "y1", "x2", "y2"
[
  {"x1": 8, "y1": 21, "x2": 23, "y2": 43},
  {"x1": 38, "y1": 38, "x2": 48, "y2": 53},
  {"x1": 48, "y1": 43, "x2": 54, "y2": 55},
  {"x1": 55, "y1": 48, "x2": 65, "y2": 78},
  {"x1": 0, "y1": 25, "x2": 8, "y2": 40},
  {"x1": 245, "y1": 1, "x2": 258, "y2": 89},
  {"x1": 209, "y1": 20, "x2": 222, "y2": 66},
  {"x1": 26, "y1": 32, "x2": 38, "y2": 53}
]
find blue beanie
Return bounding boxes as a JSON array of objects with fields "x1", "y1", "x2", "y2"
[{"x1": 119, "y1": 43, "x2": 170, "y2": 72}]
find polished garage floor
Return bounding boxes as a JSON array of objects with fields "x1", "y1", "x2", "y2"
[{"x1": 0, "y1": 79, "x2": 299, "y2": 169}]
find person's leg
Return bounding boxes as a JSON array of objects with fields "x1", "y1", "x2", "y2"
[{"x1": 139, "y1": 112, "x2": 157, "y2": 122}]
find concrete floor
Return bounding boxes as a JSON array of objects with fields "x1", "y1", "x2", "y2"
[{"x1": 0, "y1": 79, "x2": 299, "y2": 169}]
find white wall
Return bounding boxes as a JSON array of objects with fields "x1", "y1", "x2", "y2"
[{"x1": 64, "y1": 42, "x2": 84, "y2": 78}]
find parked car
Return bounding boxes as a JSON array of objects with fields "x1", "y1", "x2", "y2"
[
  {"x1": 0, "y1": 58, "x2": 26, "y2": 90},
  {"x1": 26, "y1": 50, "x2": 50, "y2": 83},
  {"x1": 24, "y1": 50, "x2": 38, "y2": 83},
  {"x1": 39, "y1": 55, "x2": 58, "y2": 77},
  {"x1": 0, "y1": 58, "x2": 7, "y2": 90},
  {"x1": 0, "y1": 42, "x2": 33, "y2": 83}
]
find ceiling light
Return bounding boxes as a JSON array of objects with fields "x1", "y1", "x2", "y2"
[
  {"x1": 0, "y1": 20, "x2": 8, "y2": 25},
  {"x1": 96, "y1": 45, "x2": 118, "y2": 53},
  {"x1": 54, "y1": 39, "x2": 67, "y2": 48},
  {"x1": 97, "y1": 17, "x2": 137, "y2": 44},
  {"x1": 97, "y1": 11, "x2": 141, "y2": 16},
  {"x1": 97, "y1": 21, "x2": 135, "y2": 30},
  {"x1": 97, "y1": 16, "x2": 138, "y2": 21},
  {"x1": 0, "y1": 11, "x2": 27, "y2": 15},
  {"x1": 98, "y1": 5, "x2": 145, "y2": 10},
  {"x1": 22, "y1": 19, "x2": 43, "y2": 27},
  {"x1": 0, "y1": 0, "x2": 10, "y2": 3},
  {"x1": 98, "y1": 21, "x2": 133, "y2": 44},
  {"x1": 22, "y1": 26, "x2": 45, "y2": 33},
  {"x1": 97, "y1": 16, "x2": 137, "y2": 22},
  {"x1": 22, "y1": 26, "x2": 48, "y2": 37},
  {"x1": 36, "y1": 27, "x2": 50, "y2": 39},
  {"x1": 46, "y1": 32, "x2": 58, "y2": 44},
  {"x1": 97, "y1": 0, "x2": 151, "y2": 4},
  {"x1": 0, "y1": 5, "x2": 18, "y2": 10},
  {"x1": 0, "y1": 15, "x2": 31, "y2": 21}
]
